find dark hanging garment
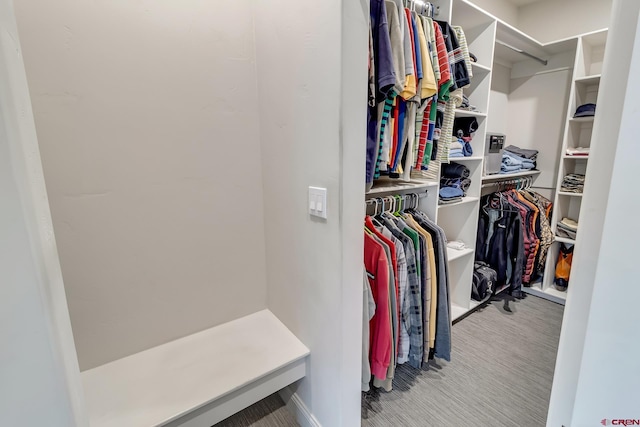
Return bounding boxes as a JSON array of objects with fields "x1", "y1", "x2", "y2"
[{"x1": 436, "y1": 20, "x2": 471, "y2": 90}]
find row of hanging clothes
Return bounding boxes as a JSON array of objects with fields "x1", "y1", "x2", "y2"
[
  {"x1": 367, "y1": 0, "x2": 475, "y2": 190},
  {"x1": 363, "y1": 193, "x2": 451, "y2": 393},
  {"x1": 475, "y1": 178, "x2": 553, "y2": 298}
]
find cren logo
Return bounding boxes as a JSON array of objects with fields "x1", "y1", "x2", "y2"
[{"x1": 603, "y1": 420, "x2": 640, "y2": 426}]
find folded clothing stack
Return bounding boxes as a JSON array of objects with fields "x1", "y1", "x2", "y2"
[
  {"x1": 557, "y1": 217, "x2": 578, "y2": 240},
  {"x1": 500, "y1": 145, "x2": 538, "y2": 174},
  {"x1": 561, "y1": 173, "x2": 585, "y2": 193},
  {"x1": 439, "y1": 162, "x2": 471, "y2": 204},
  {"x1": 450, "y1": 117, "x2": 478, "y2": 158},
  {"x1": 566, "y1": 146, "x2": 590, "y2": 156},
  {"x1": 449, "y1": 137, "x2": 473, "y2": 158}
]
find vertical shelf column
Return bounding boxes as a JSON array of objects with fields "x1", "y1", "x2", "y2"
[
  {"x1": 441, "y1": 2, "x2": 497, "y2": 320},
  {"x1": 538, "y1": 30, "x2": 607, "y2": 304}
]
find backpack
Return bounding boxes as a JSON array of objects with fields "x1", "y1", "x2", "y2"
[
  {"x1": 472, "y1": 261, "x2": 497, "y2": 301},
  {"x1": 554, "y1": 243, "x2": 574, "y2": 291}
]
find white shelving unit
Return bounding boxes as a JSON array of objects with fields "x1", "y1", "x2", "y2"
[
  {"x1": 537, "y1": 30, "x2": 608, "y2": 304},
  {"x1": 367, "y1": 0, "x2": 607, "y2": 319},
  {"x1": 435, "y1": 0, "x2": 497, "y2": 322}
]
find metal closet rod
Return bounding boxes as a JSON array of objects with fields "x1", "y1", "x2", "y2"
[{"x1": 496, "y1": 39, "x2": 548, "y2": 66}]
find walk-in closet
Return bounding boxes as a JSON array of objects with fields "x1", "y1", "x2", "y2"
[{"x1": 3, "y1": 0, "x2": 640, "y2": 427}]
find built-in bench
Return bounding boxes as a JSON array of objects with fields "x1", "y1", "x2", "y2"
[{"x1": 81, "y1": 310, "x2": 309, "y2": 427}]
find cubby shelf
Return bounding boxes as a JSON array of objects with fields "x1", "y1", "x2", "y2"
[
  {"x1": 563, "y1": 154, "x2": 589, "y2": 159},
  {"x1": 471, "y1": 62, "x2": 492, "y2": 73},
  {"x1": 522, "y1": 281, "x2": 567, "y2": 304},
  {"x1": 367, "y1": 178, "x2": 439, "y2": 195},
  {"x1": 575, "y1": 74, "x2": 601, "y2": 85},
  {"x1": 558, "y1": 191, "x2": 583, "y2": 197},
  {"x1": 555, "y1": 235, "x2": 576, "y2": 245},
  {"x1": 454, "y1": 109, "x2": 487, "y2": 118},
  {"x1": 437, "y1": 196, "x2": 480, "y2": 209},
  {"x1": 450, "y1": 156, "x2": 484, "y2": 161},
  {"x1": 569, "y1": 116, "x2": 594, "y2": 123},
  {"x1": 447, "y1": 247, "x2": 474, "y2": 262}
]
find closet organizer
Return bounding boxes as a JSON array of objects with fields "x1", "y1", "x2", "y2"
[{"x1": 363, "y1": 0, "x2": 608, "y2": 394}]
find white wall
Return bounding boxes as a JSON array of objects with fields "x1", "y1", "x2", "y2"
[
  {"x1": 518, "y1": 0, "x2": 613, "y2": 43},
  {"x1": 571, "y1": 21, "x2": 640, "y2": 420},
  {"x1": 254, "y1": 0, "x2": 367, "y2": 425},
  {"x1": 546, "y1": 1, "x2": 639, "y2": 425},
  {"x1": 468, "y1": 0, "x2": 519, "y2": 25},
  {"x1": 15, "y1": 0, "x2": 268, "y2": 370},
  {"x1": 0, "y1": 0, "x2": 87, "y2": 424},
  {"x1": 506, "y1": 69, "x2": 571, "y2": 191},
  {"x1": 488, "y1": 62, "x2": 511, "y2": 134}
]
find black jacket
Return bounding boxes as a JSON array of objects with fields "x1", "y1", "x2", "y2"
[{"x1": 476, "y1": 196, "x2": 525, "y2": 297}]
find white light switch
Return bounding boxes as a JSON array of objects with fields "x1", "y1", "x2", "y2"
[{"x1": 309, "y1": 186, "x2": 327, "y2": 219}]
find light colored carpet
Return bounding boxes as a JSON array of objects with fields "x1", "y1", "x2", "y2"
[
  {"x1": 215, "y1": 294, "x2": 563, "y2": 427},
  {"x1": 362, "y1": 294, "x2": 564, "y2": 427},
  {"x1": 214, "y1": 393, "x2": 298, "y2": 427}
]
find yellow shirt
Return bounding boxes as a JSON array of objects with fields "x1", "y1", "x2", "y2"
[{"x1": 415, "y1": 14, "x2": 437, "y2": 98}]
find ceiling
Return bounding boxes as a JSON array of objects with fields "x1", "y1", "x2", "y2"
[{"x1": 505, "y1": 0, "x2": 545, "y2": 6}]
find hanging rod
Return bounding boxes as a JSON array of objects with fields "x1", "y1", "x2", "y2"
[
  {"x1": 496, "y1": 39, "x2": 548, "y2": 66},
  {"x1": 481, "y1": 175, "x2": 534, "y2": 191}
]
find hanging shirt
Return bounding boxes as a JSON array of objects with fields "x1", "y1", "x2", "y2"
[
  {"x1": 400, "y1": 10, "x2": 417, "y2": 100},
  {"x1": 433, "y1": 21, "x2": 451, "y2": 94},
  {"x1": 423, "y1": 16, "x2": 440, "y2": 83},
  {"x1": 437, "y1": 20, "x2": 470, "y2": 91},
  {"x1": 415, "y1": 15, "x2": 437, "y2": 99},
  {"x1": 366, "y1": 0, "x2": 396, "y2": 187},
  {"x1": 380, "y1": 214, "x2": 423, "y2": 368},
  {"x1": 385, "y1": 1, "x2": 406, "y2": 95},
  {"x1": 368, "y1": 231, "x2": 397, "y2": 392},
  {"x1": 364, "y1": 232, "x2": 392, "y2": 381},
  {"x1": 362, "y1": 271, "x2": 375, "y2": 392},
  {"x1": 380, "y1": 226, "x2": 410, "y2": 364}
]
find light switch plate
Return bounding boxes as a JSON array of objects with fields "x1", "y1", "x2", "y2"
[{"x1": 308, "y1": 186, "x2": 327, "y2": 219}]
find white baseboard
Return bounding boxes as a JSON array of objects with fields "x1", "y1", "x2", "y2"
[{"x1": 279, "y1": 386, "x2": 321, "y2": 427}]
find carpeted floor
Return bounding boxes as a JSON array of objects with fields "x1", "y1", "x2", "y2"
[
  {"x1": 215, "y1": 294, "x2": 564, "y2": 427},
  {"x1": 362, "y1": 294, "x2": 564, "y2": 427},
  {"x1": 214, "y1": 393, "x2": 298, "y2": 427}
]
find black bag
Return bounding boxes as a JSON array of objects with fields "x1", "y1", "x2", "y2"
[{"x1": 472, "y1": 261, "x2": 497, "y2": 301}]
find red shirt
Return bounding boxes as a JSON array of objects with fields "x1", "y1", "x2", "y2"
[{"x1": 364, "y1": 232, "x2": 392, "y2": 380}]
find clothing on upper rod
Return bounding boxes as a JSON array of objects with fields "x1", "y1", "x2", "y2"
[
  {"x1": 366, "y1": 1, "x2": 473, "y2": 189},
  {"x1": 363, "y1": 192, "x2": 451, "y2": 393}
]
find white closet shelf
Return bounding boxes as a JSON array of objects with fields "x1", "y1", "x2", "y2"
[
  {"x1": 471, "y1": 62, "x2": 492, "y2": 73},
  {"x1": 555, "y1": 235, "x2": 576, "y2": 245},
  {"x1": 438, "y1": 196, "x2": 480, "y2": 209},
  {"x1": 451, "y1": 303, "x2": 470, "y2": 321},
  {"x1": 447, "y1": 247, "x2": 474, "y2": 262},
  {"x1": 454, "y1": 109, "x2": 487, "y2": 118},
  {"x1": 522, "y1": 282, "x2": 567, "y2": 305},
  {"x1": 367, "y1": 177, "x2": 438, "y2": 195},
  {"x1": 81, "y1": 310, "x2": 309, "y2": 427},
  {"x1": 450, "y1": 156, "x2": 483, "y2": 162},
  {"x1": 569, "y1": 116, "x2": 595, "y2": 123},
  {"x1": 563, "y1": 154, "x2": 589, "y2": 159},
  {"x1": 558, "y1": 191, "x2": 583, "y2": 197},
  {"x1": 575, "y1": 74, "x2": 601, "y2": 85},
  {"x1": 481, "y1": 170, "x2": 541, "y2": 182}
]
